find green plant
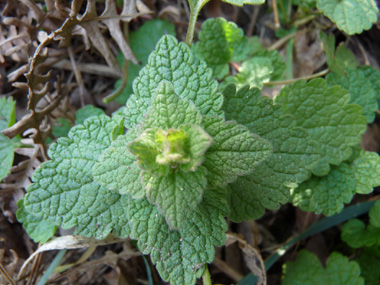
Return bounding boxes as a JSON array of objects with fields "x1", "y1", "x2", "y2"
[
  {"x1": 15, "y1": 0, "x2": 380, "y2": 284},
  {"x1": 281, "y1": 200, "x2": 380, "y2": 284}
]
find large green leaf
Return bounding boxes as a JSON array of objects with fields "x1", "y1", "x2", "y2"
[
  {"x1": 222, "y1": 85, "x2": 320, "y2": 221},
  {"x1": 202, "y1": 115, "x2": 272, "y2": 186},
  {"x1": 327, "y1": 68, "x2": 378, "y2": 123},
  {"x1": 16, "y1": 198, "x2": 57, "y2": 243},
  {"x1": 292, "y1": 150, "x2": 380, "y2": 215},
  {"x1": 282, "y1": 250, "x2": 364, "y2": 284},
  {"x1": 317, "y1": 0, "x2": 378, "y2": 35},
  {"x1": 127, "y1": 186, "x2": 228, "y2": 285},
  {"x1": 275, "y1": 78, "x2": 367, "y2": 176},
  {"x1": 24, "y1": 116, "x2": 130, "y2": 239},
  {"x1": 142, "y1": 168, "x2": 207, "y2": 229}
]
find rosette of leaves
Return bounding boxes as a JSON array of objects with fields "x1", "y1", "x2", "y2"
[{"x1": 21, "y1": 35, "x2": 273, "y2": 284}]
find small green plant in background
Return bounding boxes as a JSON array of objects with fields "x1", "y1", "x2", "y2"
[{"x1": 15, "y1": 0, "x2": 380, "y2": 284}]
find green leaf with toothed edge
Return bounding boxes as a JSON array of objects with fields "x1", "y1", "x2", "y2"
[
  {"x1": 341, "y1": 200, "x2": 380, "y2": 248},
  {"x1": 16, "y1": 198, "x2": 57, "y2": 243},
  {"x1": 23, "y1": 116, "x2": 130, "y2": 239},
  {"x1": 142, "y1": 167, "x2": 207, "y2": 230},
  {"x1": 194, "y1": 18, "x2": 248, "y2": 79},
  {"x1": 282, "y1": 250, "x2": 364, "y2": 285},
  {"x1": 275, "y1": 78, "x2": 367, "y2": 176},
  {"x1": 316, "y1": 0, "x2": 378, "y2": 35},
  {"x1": 93, "y1": 127, "x2": 145, "y2": 198},
  {"x1": 327, "y1": 68, "x2": 378, "y2": 123},
  {"x1": 222, "y1": 84, "x2": 320, "y2": 221},
  {"x1": 201, "y1": 115, "x2": 273, "y2": 187},
  {"x1": 126, "y1": 186, "x2": 228, "y2": 285},
  {"x1": 123, "y1": 35, "x2": 224, "y2": 129},
  {"x1": 291, "y1": 149, "x2": 380, "y2": 216}
]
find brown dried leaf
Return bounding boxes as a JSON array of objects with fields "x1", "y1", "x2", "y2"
[
  {"x1": 226, "y1": 233, "x2": 267, "y2": 285},
  {"x1": 18, "y1": 235, "x2": 129, "y2": 280}
]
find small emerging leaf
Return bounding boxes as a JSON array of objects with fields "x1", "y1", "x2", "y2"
[{"x1": 194, "y1": 18, "x2": 248, "y2": 79}]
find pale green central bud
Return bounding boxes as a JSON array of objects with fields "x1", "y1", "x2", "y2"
[
  {"x1": 155, "y1": 129, "x2": 190, "y2": 167},
  {"x1": 128, "y1": 124, "x2": 212, "y2": 176}
]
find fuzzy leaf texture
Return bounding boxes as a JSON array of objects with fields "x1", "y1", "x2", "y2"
[
  {"x1": 275, "y1": 78, "x2": 367, "y2": 176},
  {"x1": 123, "y1": 35, "x2": 223, "y2": 128},
  {"x1": 201, "y1": 116, "x2": 273, "y2": 186},
  {"x1": 96, "y1": 81, "x2": 271, "y2": 229},
  {"x1": 16, "y1": 198, "x2": 57, "y2": 243},
  {"x1": 115, "y1": 19, "x2": 176, "y2": 104},
  {"x1": 316, "y1": 0, "x2": 378, "y2": 35},
  {"x1": 127, "y1": 187, "x2": 228, "y2": 284},
  {"x1": 291, "y1": 150, "x2": 380, "y2": 215},
  {"x1": 341, "y1": 200, "x2": 380, "y2": 248},
  {"x1": 282, "y1": 250, "x2": 364, "y2": 285},
  {"x1": 194, "y1": 18, "x2": 248, "y2": 79},
  {"x1": 222, "y1": 85, "x2": 320, "y2": 221},
  {"x1": 327, "y1": 68, "x2": 378, "y2": 123},
  {"x1": 23, "y1": 116, "x2": 130, "y2": 239}
]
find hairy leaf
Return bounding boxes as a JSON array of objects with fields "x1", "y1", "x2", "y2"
[
  {"x1": 24, "y1": 116, "x2": 130, "y2": 239},
  {"x1": 194, "y1": 18, "x2": 248, "y2": 79},
  {"x1": 141, "y1": 82, "x2": 202, "y2": 129},
  {"x1": 327, "y1": 68, "x2": 378, "y2": 123},
  {"x1": 202, "y1": 116, "x2": 272, "y2": 186},
  {"x1": 123, "y1": 35, "x2": 223, "y2": 128},
  {"x1": 93, "y1": 128, "x2": 145, "y2": 197},
  {"x1": 75, "y1": 105, "x2": 105, "y2": 125},
  {"x1": 282, "y1": 250, "x2": 364, "y2": 284},
  {"x1": 223, "y1": 85, "x2": 320, "y2": 221},
  {"x1": 292, "y1": 150, "x2": 380, "y2": 215},
  {"x1": 16, "y1": 199, "x2": 57, "y2": 243},
  {"x1": 317, "y1": 0, "x2": 378, "y2": 35},
  {"x1": 275, "y1": 78, "x2": 367, "y2": 176},
  {"x1": 142, "y1": 167, "x2": 207, "y2": 229},
  {"x1": 127, "y1": 187, "x2": 228, "y2": 285}
]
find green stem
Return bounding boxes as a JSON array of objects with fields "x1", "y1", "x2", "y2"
[
  {"x1": 185, "y1": 0, "x2": 210, "y2": 46},
  {"x1": 202, "y1": 265, "x2": 212, "y2": 285}
]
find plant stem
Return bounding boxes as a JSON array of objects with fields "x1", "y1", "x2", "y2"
[
  {"x1": 202, "y1": 265, "x2": 212, "y2": 285},
  {"x1": 264, "y1": 69, "x2": 329, "y2": 85},
  {"x1": 185, "y1": 0, "x2": 210, "y2": 46}
]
